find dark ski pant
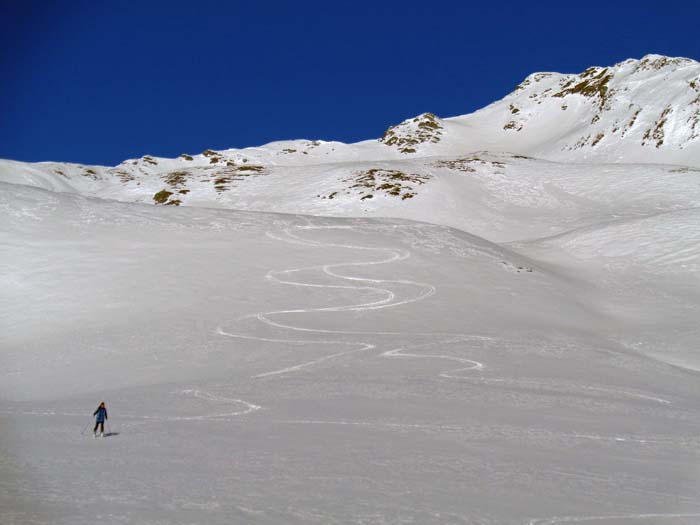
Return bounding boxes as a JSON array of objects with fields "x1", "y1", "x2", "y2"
[{"x1": 94, "y1": 421, "x2": 104, "y2": 433}]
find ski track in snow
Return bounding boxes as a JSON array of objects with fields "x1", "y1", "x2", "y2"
[
  {"x1": 2, "y1": 223, "x2": 673, "y2": 432},
  {"x1": 138, "y1": 389, "x2": 262, "y2": 421},
  {"x1": 0, "y1": 389, "x2": 261, "y2": 423},
  {"x1": 271, "y1": 418, "x2": 700, "y2": 452},
  {"x1": 462, "y1": 377, "x2": 671, "y2": 405},
  {"x1": 381, "y1": 340, "x2": 484, "y2": 379},
  {"x1": 217, "y1": 223, "x2": 672, "y2": 409},
  {"x1": 528, "y1": 513, "x2": 700, "y2": 524},
  {"x1": 217, "y1": 224, "x2": 489, "y2": 380}
]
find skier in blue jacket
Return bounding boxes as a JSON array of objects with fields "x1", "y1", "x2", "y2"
[{"x1": 93, "y1": 402, "x2": 108, "y2": 437}]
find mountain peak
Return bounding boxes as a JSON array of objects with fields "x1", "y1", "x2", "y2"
[
  {"x1": 450, "y1": 54, "x2": 700, "y2": 163},
  {"x1": 369, "y1": 54, "x2": 699, "y2": 166},
  {"x1": 378, "y1": 112, "x2": 444, "y2": 154},
  {"x1": 635, "y1": 53, "x2": 696, "y2": 69}
]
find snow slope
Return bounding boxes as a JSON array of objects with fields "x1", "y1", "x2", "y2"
[
  {"x1": 2, "y1": 55, "x2": 700, "y2": 524},
  {"x1": 2, "y1": 183, "x2": 700, "y2": 524},
  {"x1": 2, "y1": 153, "x2": 699, "y2": 243}
]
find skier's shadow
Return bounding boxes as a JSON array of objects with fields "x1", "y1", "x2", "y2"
[{"x1": 103, "y1": 432, "x2": 120, "y2": 437}]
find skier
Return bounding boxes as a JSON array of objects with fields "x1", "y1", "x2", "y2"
[{"x1": 93, "y1": 402, "x2": 108, "y2": 437}]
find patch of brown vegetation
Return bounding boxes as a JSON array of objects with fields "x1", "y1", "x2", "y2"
[
  {"x1": 209, "y1": 165, "x2": 267, "y2": 193},
  {"x1": 643, "y1": 106, "x2": 672, "y2": 148},
  {"x1": 379, "y1": 112, "x2": 443, "y2": 153},
  {"x1": 162, "y1": 171, "x2": 189, "y2": 188},
  {"x1": 553, "y1": 67, "x2": 614, "y2": 109},
  {"x1": 113, "y1": 170, "x2": 135, "y2": 183},
  {"x1": 327, "y1": 169, "x2": 430, "y2": 201},
  {"x1": 153, "y1": 190, "x2": 173, "y2": 204},
  {"x1": 434, "y1": 157, "x2": 507, "y2": 173},
  {"x1": 81, "y1": 168, "x2": 99, "y2": 179}
]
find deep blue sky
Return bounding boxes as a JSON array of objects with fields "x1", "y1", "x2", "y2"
[{"x1": 2, "y1": 0, "x2": 698, "y2": 166}]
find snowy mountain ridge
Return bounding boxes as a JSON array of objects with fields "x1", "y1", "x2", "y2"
[
  {"x1": 378, "y1": 54, "x2": 700, "y2": 163},
  {"x1": 1, "y1": 54, "x2": 699, "y2": 240},
  {"x1": 479, "y1": 54, "x2": 700, "y2": 160}
]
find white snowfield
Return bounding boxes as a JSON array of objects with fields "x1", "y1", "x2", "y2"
[{"x1": 1, "y1": 55, "x2": 700, "y2": 524}]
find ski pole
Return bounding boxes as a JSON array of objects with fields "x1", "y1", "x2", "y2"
[{"x1": 80, "y1": 420, "x2": 92, "y2": 436}]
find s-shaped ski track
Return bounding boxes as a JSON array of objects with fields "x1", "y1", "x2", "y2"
[
  {"x1": 217, "y1": 223, "x2": 488, "y2": 379},
  {"x1": 217, "y1": 222, "x2": 673, "y2": 408}
]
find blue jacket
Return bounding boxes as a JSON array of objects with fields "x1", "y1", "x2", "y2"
[{"x1": 94, "y1": 407, "x2": 108, "y2": 422}]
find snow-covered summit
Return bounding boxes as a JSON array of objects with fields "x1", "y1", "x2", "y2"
[
  {"x1": 380, "y1": 54, "x2": 700, "y2": 164},
  {"x1": 378, "y1": 113, "x2": 445, "y2": 154},
  {"x1": 493, "y1": 54, "x2": 700, "y2": 160},
  {"x1": 1, "y1": 54, "x2": 699, "y2": 220}
]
